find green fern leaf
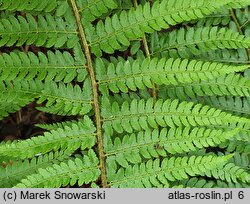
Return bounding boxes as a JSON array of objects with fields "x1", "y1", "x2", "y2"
[
  {"x1": 159, "y1": 74, "x2": 250, "y2": 100},
  {"x1": 105, "y1": 127, "x2": 239, "y2": 167},
  {"x1": 0, "y1": 13, "x2": 78, "y2": 48},
  {"x1": 0, "y1": 79, "x2": 93, "y2": 118},
  {"x1": 1, "y1": 0, "x2": 250, "y2": 189},
  {"x1": 182, "y1": 49, "x2": 248, "y2": 64},
  {"x1": 0, "y1": 50, "x2": 87, "y2": 82},
  {"x1": 171, "y1": 177, "x2": 216, "y2": 188},
  {"x1": 0, "y1": 90, "x2": 35, "y2": 120},
  {"x1": 37, "y1": 79, "x2": 93, "y2": 116},
  {"x1": 14, "y1": 150, "x2": 100, "y2": 188},
  {"x1": 0, "y1": 116, "x2": 96, "y2": 159},
  {"x1": 107, "y1": 154, "x2": 233, "y2": 187},
  {"x1": 101, "y1": 98, "x2": 250, "y2": 134},
  {"x1": 0, "y1": 151, "x2": 71, "y2": 188},
  {"x1": 209, "y1": 162, "x2": 250, "y2": 183},
  {"x1": 88, "y1": 0, "x2": 244, "y2": 56},
  {"x1": 151, "y1": 27, "x2": 250, "y2": 58},
  {"x1": 196, "y1": 8, "x2": 231, "y2": 27},
  {"x1": 77, "y1": 0, "x2": 118, "y2": 23},
  {"x1": 96, "y1": 57, "x2": 248, "y2": 94},
  {"x1": 0, "y1": 0, "x2": 69, "y2": 16},
  {"x1": 221, "y1": 139, "x2": 250, "y2": 153},
  {"x1": 36, "y1": 119, "x2": 84, "y2": 131},
  {"x1": 200, "y1": 96, "x2": 250, "y2": 117}
]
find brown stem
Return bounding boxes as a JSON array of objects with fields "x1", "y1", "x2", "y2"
[
  {"x1": 70, "y1": 0, "x2": 108, "y2": 188},
  {"x1": 133, "y1": 0, "x2": 157, "y2": 101},
  {"x1": 230, "y1": 9, "x2": 250, "y2": 62}
]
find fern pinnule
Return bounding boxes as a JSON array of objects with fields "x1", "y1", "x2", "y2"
[
  {"x1": 101, "y1": 98, "x2": 250, "y2": 134},
  {"x1": 14, "y1": 150, "x2": 100, "y2": 188},
  {"x1": 107, "y1": 154, "x2": 233, "y2": 188},
  {"x1": 104, "y1": 127, "x2": 239, "y2": 168},
  {"x1": 0, "y1": 116, "x2": 96, "y2": 159},
  {"x1": 96, "y1": 57, "x2": 249, "y2": 94},
  {"x1": 151, "y1": 27, "x2": 250, "y2": 59},
  {"x1": 36, "y1": 79, "x2": 93, "y2": 116},
  {"x1": 0, "y1": 151, "x2": 71, "y2": 188},
  {"x1": 0, "y1": 0, "x2": 70, "y2": 16},
  {"x1": 0, "y1": 13, "x2": 78, "y2": 48},
  {"x1": 158, "y1": 74, "x2": 250, "y2": 103},
  {"x1": 88, "y1": 0, "x2": 243, "y2": 56},
  {"x1": 0, "y1": 50, "x2": 87, "y2": 83},
  {"x1": 77, "y1": 0, "x2": 118, "y2": 23},
  {"x1": 197, "y1": 96, "x2": 250, "y2": 117}
]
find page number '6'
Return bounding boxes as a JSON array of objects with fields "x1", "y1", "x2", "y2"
[{"x1": 238, "y1": 191, "x2": 244, "y2": 199}]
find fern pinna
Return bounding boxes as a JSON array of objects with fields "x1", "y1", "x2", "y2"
[{"x1": 0, "y1": 0, "x2": 250, "y2": 188}]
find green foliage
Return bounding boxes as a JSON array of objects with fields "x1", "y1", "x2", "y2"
[
  {"x1": 0, "y1": 151, "x2": 71, "y2": 188},
  {"x1": 0, "y1": 50, "x2": 87, "y2": 82},
  {"x1": 97, "y1": 57, "x2": 248, "y2": 94},
  {"x1": 0, "y1": 79, "x2": 93, "y2": 119},
  {"x1": 14, "y1": 150, "x2": 100, "y2": 188},
  {"x1": 101, "y1": 98, "x2": 250, "y2": 134},
  {"x1": 88, "y1": 0, "x2": 241, "y2": 56},
  {"x1": 105, "y1": 128, "x2": 239, "y2": 167},
  {"x1": 36, "y1": 79, "x2": 93, "y2": 115},
  {"x1": 0, "y1": 0, "x2": 250, "y2": 188},
  {"x1": 77, "y1": 0, "x2": 118, "y2": 23},
  {"x1": 197, "y1": 96, "x2": 250, "y2": 118},
  {"x1": 0, "y1": 116, "x2": 96, "y2": 159},
  {"x1": 158, "y1": 74, "x2": 250, "y2": 101},
  {"x1": 107, "y1": 155, "x2": 233, "y2": 187},
  {"x1": 0, "y1": 0, "x2": 69, "y2": 15},
  {"x1": 150, "y1": 26, "x2": 250, "y2": 59},
  {"x1": 0, "y1": 13, "x2": 78, "y2": 48},
  {"x1": 196, "y1": 8, "x2": 231, "y2": 27}
]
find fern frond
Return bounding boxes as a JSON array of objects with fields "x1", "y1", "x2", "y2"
[
  {"x1": 151, "y1": 27, "x2": 250, "y2": 58},
  {"x1": 0, "y1": 79, "x2": 93, "y2": 119},
  {"x1": 96, "y1": 57, "x2": 248, "y2": 94},
  {"x1": 171, "y1": 177, "x2": 250, "y2": 188},
  {"x1": 159, "y1": 74, "x2": 250, "y2": 101},
  {"x1": 196, "y1": 9, "x2": 231, "y2": 27},
  {"x1": 201, "y1": 96, "x2": 250, "y2": 117},
  {"x1": 0, "y1": 50, "x2": 87, "y2": 83},
  {"x1": 104, "y1": 128, "x2": 238, "y2": 167},
  {"x1": 226, "y1": 0, "x2": 250, "y2": 8},
  {"x1": 0, "y1": 151, "x2": 71, "y2": 188},
  {"x1": 36, "y1": 119, "x2": 83, "y2": 131},
  {"x1": 37, "y1": 80, "x2": 93, "y2": 116},
  {"x1": 88, "y1": 0, "x2": 242, "y2": 56},
  {"x1": 171, "y1": 178, "x2": 216, "y2": 188},
  {"x1": 221, "y1": 139, "x2": 250, "y2": 153},
  {"x1": 215, "y1": 180, "x2": 250, "y2": 188},
  {"x1": 0, "y1": 13, "x2": 78, "y2": 48},
  {"x1": 0, "y1": 0, "x2": 69, "y2": 16},
  {"x1": 178, "y1": 48, "x2": 248, "y2": 64},
  {"x1": 107, "y1": 154, "x2": 233, "y2": 187},
  {"x1": 101, "y1": 98, "x2": 250, "y2": 134},
  {"x1": 14, "y1": 150, "x2": 100, "y2": 188},
  {"x1": 0, "y1": 90, "x2": 35, "y2": 120},
  {"x1": 77, "y1": 0, "x2": 118, "y2": 23},
  {"x1": 231, "y1": 152, "x2": 250, "y2": 167},
  {"x1": 158, "y1": 91, "x2": 250, "y2": 119},
  {"x1": 209, "y1": 162, "x2": 250, "y2": 183},
  {"x1": 0, "y1": 116, "x2": 96, "y2": 159},
  {"x1": 0, "y1": 0, "x2": 250, "y2": 189}
]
